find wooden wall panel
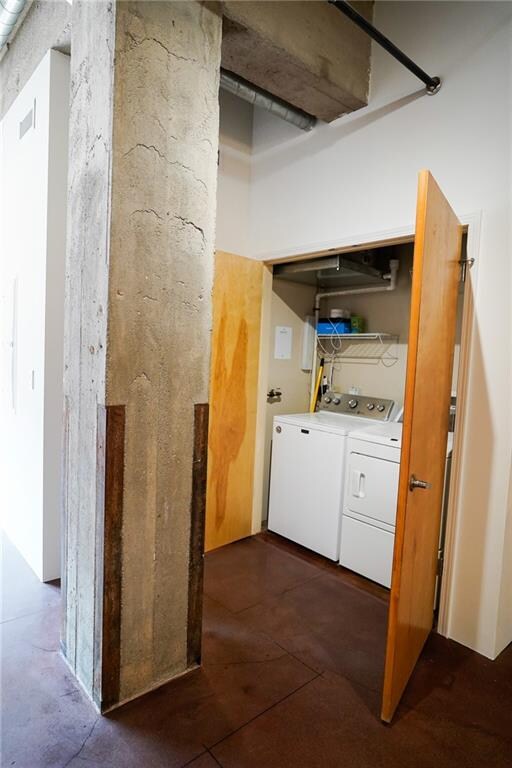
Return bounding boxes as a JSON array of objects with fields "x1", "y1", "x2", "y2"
[
  {"x1": 206, "y1": 251, "x2": 265, "y2": 552},
  {"x1": 101, "y1": 404, "x2": 125, "y2": 711},
  {"x1": 187, "y1": 403, "x2": 209, "y2": 666}
]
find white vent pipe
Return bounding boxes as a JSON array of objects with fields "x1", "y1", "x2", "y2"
[{"x1": 310, "y1": 259, "x2": 400, "y2": 399}]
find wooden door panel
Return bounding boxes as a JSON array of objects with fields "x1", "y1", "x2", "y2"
[
  {"x1": 205, "y1": 251, "x2": 265, "y2": 552},
  {"x1": 382, "y1": 171, "x2": 462, "y2": 722}
]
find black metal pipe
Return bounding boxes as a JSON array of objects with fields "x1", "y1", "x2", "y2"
[{"x1": 328, "y1": 0, "x2": 441, "y2": 94}]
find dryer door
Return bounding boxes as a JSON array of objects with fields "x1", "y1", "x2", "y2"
[{"x1": 345, "y1": 451, "x2": 399, "y2": 527}]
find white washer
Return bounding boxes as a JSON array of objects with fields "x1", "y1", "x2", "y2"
[
  {"x1": 267, "y1": 392, "x2": 395, "y2": 560},
  {"x1": 340, "y1": 423, "x2": 454, "y2": 587}
]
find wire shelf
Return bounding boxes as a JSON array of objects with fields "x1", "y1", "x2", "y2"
[
  {"x1": 316, "y1": 333, "x2": 396, "y2": 341},
  {"x1": 316, "y1": 333, "x2": 399, "y2": 361}
]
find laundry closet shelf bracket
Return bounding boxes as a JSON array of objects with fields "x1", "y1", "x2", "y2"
[{"x1": 316, "y1": 333, "x2": 399, "y2": 361}]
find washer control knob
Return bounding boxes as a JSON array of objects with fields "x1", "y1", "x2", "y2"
[
  {"x1": 324, "y1": 396, "x2": 332, "y2": 404},
  {"x1": 377, "y1": 404, "x2": 385, "y2": 412},
  {"x1": 333, "y1": 397, "x2": 341, "y2": 405},
  {"x1": 348, "y1": 398, "x2": 358, "y2": 409},
  {"x1": 367, "y1": 403, "x2": 375, "y2": 411}
]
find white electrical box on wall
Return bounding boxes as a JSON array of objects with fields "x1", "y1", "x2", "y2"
[
  {"x1": 274, "y1": 325, "x2": 293, "y2": 360},
  {"x1": 301, "y1": 315, "x2": 315, "y2": 371}
]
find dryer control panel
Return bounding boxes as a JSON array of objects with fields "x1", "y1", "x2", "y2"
[{"x1": 320, "y1": 392, "x2": 395, "y2": 421}]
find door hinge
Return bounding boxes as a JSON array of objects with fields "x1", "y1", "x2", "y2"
[
  {"x1": 437, "y1": 554, "x2": 444, "y2": 576},
  {"x1": 459, "y1": 257, "x2": 475, "y2": 283}
]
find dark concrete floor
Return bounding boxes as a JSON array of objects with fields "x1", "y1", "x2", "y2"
[{"x1": 2, "y1": 532, "x2": 511, "y2": 767}]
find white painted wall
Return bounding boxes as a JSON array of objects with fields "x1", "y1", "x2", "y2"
[
  {"x1": 249, "y1": 2, "x2": 512, "y2": 659},
  {"x1": 0, "y1": 50, "x2": 69, "y2": 581},
  {"x1": 216, "y1": 89, "x2": 253, "y2": 256}
]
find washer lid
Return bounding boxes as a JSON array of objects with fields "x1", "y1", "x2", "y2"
[{"x1": 274, "y1": 411, "x2": 374, "y2": 436}]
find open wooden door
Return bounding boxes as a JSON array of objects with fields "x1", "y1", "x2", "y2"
[
  {"x1": 205, "y1": 251, "x2": 267, "y2": 552},
  {"x1": 381, "y1": 171, "x2": 462, "y2": 722}
]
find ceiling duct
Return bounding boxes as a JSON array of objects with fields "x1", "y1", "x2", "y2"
[
  {"x1": 220, "y1": 69, "x2": 317, "y2": 132},
  {"x1": 0, "y1": 0, "x2": 27, "y2": 49}
]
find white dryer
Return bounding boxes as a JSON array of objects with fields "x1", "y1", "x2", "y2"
[
  {"x1": 267, "y1": 393, "x2": 395, "y2": 560},
  {"x1": 340, "y1": 423, "x2": 454, "y2": 587}
]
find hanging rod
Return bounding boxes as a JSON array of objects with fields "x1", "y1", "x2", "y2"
[{"x1": 328, "y1": 0, "x2": 441, "y2": 94}]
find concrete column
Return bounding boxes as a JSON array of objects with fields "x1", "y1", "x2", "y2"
[{"x1": 62, "y1": 0, "x2": 222, "y2": 711}]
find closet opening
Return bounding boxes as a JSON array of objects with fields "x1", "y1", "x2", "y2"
[
  {"x1": 205, "y1": 170, "x2": 472, "y2": 721},
  {"x1": 263, "y1": 234, "x2": 467, "y2": 616}
]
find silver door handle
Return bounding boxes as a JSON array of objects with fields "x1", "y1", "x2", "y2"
[{"x1": 409, "y1": 475, "x2": 432, "y2": 491}]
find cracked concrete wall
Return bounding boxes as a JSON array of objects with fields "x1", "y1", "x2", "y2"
[
  {"x1": 63, "y1": 0, "x2": 221, "y2": 709},
  {"x1": 0, "y1": 0, "x2": 72, "y2": 119},
  {"x1": 107, "y1": 0, "x2": 221, "y2": 703},
  {"x1": 61, "y1": 0, "x2": 115, "y2": 701}
]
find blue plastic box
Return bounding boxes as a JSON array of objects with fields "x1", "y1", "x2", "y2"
[{"x1": 316, "y1": 320, "x2": 351, "y2": 335}]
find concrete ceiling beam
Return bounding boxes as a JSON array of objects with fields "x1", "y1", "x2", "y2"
[{"x1": 221, "y1": 1, "x2": 374, "y2": 123}]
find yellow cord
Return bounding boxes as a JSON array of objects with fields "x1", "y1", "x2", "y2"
[{"x1": 310, "y1": 362, "x2": 323, "y2": 412}]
